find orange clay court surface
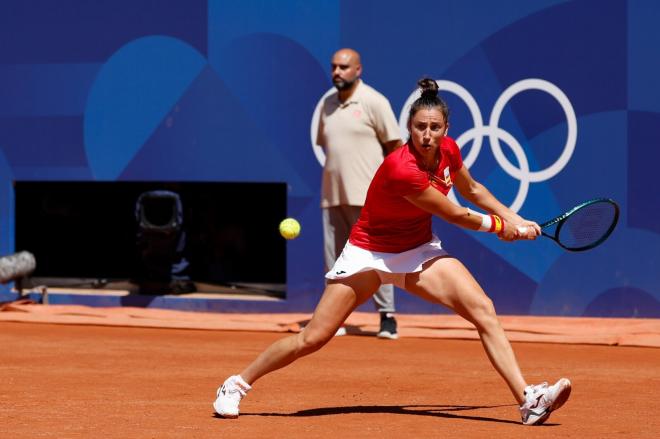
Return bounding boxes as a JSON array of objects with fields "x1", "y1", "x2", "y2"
[{"x1": 1, "y1": 305, "x2": 660, "y2": 438}]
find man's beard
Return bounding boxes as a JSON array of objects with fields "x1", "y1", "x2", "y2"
[{"x1": 333, "y1": 77, "x2": 356, "y2": 91}]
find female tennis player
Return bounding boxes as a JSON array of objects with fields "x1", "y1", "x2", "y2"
[{"x1": 214, "y1": 78, "x2": 571, "y2": 426}]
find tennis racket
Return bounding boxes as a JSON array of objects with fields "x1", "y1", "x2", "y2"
[{"x1": 522, "y1": 198, "x2": 619, "y2": 252}]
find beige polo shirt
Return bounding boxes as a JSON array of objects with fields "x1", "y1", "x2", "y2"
[{"x1": 316, "y1": 80, "x2": 401, "y2": 208}]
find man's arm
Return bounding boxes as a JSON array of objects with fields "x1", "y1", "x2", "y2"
[
  {"x1": 383, "y1": 139, "x2": 403, "y2": 155},
  {"x1": 368, "y1": 91, "x2": 402, "y2": 155}
]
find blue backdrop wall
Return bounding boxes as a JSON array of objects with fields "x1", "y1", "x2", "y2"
[{"x1": 1, "y1": 0, "x2": 658, "y2": 316}]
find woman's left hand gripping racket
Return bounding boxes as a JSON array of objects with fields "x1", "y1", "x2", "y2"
[{"x1": 520, "y1": 198, "x2": 620, "y2": 252}]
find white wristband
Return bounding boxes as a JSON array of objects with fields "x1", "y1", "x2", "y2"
[
  {"x1": 468, "y1": 208, "x2": 492, "y2": 232},
  {"x1": 479, "y1": 214, "x2": 492, "y2": 232}
]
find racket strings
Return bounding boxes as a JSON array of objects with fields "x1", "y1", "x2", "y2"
[{"x1": 558, "y1": 203, "x2": 617, "y2": 249}]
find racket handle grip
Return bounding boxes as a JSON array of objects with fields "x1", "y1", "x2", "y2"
[{"x1": 517, "y1": 225, "x2": 529, "y2": 235}]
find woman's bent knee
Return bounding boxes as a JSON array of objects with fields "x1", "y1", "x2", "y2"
[
  {"x1": 296, "y1": 329, "x2": 333, "y2": 356},
  {"x1": 468, "y1": 297, "x2": 499, "y2": 331}
]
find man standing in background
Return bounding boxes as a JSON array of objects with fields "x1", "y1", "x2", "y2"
[{"x1": 316, "y1": 48, "x2": 403, "y2": 339}]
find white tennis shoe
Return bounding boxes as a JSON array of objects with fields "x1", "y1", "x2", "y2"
[
  {"x1": 520, "y1": 378, "x2": 572, "y2": 425},
  {"x1": 213, "y1": 375, "x2": 251, "y2": 418}
]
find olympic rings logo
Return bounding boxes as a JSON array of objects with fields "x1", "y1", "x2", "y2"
[{"x1": 311, "y1": 78, "x2": 577, "y2": 213}]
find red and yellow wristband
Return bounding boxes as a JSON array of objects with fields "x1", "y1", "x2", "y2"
[
  {"x1": 472, "y1": 210, "x2": 506, "y2": 234},
  {"x1": 468, "y1": 208, "x2": 505, "y2": 234},
  {"x1": 488, "y1": 214, "x2": 505, "y2": 234}
]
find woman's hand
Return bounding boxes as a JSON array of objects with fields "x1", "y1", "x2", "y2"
[
  {"x1": 498, "y1": 219, "x2": 541, "y2": 241},
  {"x1": 497, "y1": 220, "x2": 518, "y2": 241},
  {"x1": 516, "y1": 220, "x2": 541, "y2": 240}
]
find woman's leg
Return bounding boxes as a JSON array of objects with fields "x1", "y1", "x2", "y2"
[
  {"x1": 404, "y1": 257, "x2": 527, "y2": 404},
  {"x1": 240, "y1": 269, "x2": 381, "y2": 384}
]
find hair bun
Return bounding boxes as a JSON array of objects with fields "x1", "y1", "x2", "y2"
[
  {"x1": 407, "y1": 77, "x2": 449, "y2": 126},
  {"x1": 417, "y1": 77, "x2": 439, "y2": 98}
]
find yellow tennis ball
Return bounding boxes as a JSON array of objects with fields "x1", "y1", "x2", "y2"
[{"x1": 279, "y1": 218, "x2": 301, "y2": 240}]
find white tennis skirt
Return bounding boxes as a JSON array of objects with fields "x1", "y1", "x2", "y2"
[{"x1": 325, "y1": 235, "x2": 448, "y2": 289}]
